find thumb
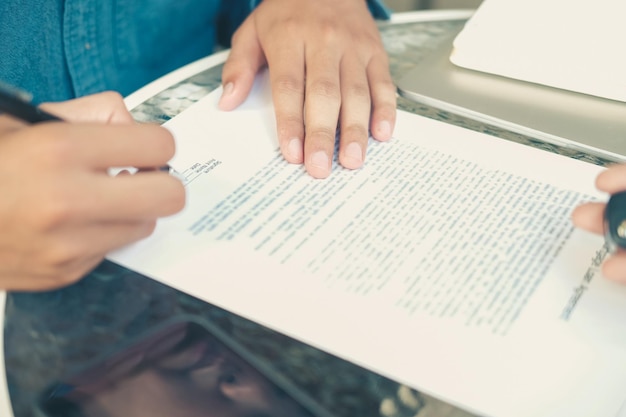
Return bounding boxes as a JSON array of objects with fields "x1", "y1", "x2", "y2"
[{"x1": 219, "y1": 16, "x2": 267, "y2": 111}]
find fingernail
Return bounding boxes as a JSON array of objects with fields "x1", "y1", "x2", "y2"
[
  {"x1": 345, "y1": 142, "x2": 363, "y2": 165},
  {"x1": 218, "y1": 82, "x2": 234, "y2": 108},
  {"x1": 222, "y1": 82, "x2": 234, "y2": 97},
  {"x1": 287, "y1": 138, "x2": 303, "y2": 162},
  {"x1": 310, "y1": 151, "x2": 329, "y2": 170},
  {"x1": 378, "y1": 120, "x2": 392, "y2": 139}
]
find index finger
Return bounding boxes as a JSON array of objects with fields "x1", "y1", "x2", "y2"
[
  {"x1": 265, "y1": 41, "x2": 306, "y2": 165},
  {"x1": 596, "y1": 164, "x2": 626, "y2": 194},
  {"x1": 37, "y1": 123, "x2": 176, "y2": 170},
  {"x1": 571, "y1": 201, "x2": 605, "y2": 235}
]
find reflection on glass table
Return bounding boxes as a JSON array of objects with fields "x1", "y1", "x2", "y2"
[
  {"x1": 41, "y1": 320, "x2": 329, "y2": 417},
  {"x1": 6, "y1": 262, "x2": 428, "y2": 417}
]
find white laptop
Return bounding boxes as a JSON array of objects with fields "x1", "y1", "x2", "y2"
[{"x1": 396, "y1": 30, "x2": 626, "y2": 163}]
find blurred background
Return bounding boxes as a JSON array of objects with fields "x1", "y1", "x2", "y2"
[{"x1": 386, "y1": 0, "x2": 482, "y2": 11}]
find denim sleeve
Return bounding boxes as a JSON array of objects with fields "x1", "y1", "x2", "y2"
[{"x1": 364, "y1": 0, "x2": 392, "y2": 19}]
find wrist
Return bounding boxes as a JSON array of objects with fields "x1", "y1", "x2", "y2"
[{"x1": 249, "y1": 0, "x2": 391, "y2": 19}]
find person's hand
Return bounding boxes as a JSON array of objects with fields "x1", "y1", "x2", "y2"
[
  {"x1": 0, "y1": 92, "x2": 185, "y2": 291},
  {"x1": 220, "y1": 0, "x2": 396, "y2": 179},
  {"x1": 38, "y1": 91, "x2": 136, "y2": 124},
  {"x1": 572, "y1": 164, "x2": 626, "y2": 283}
]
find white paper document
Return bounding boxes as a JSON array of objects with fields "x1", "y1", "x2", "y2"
[
  {"x1": 451, "y1": 0, "x2": 626, "y2": 103},
  {"x1": 109, "y1": 73, "x2": 626, "y2": 417}
]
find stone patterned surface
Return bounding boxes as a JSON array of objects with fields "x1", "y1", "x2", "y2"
[{"x1": 4, "y1": 15, "x2": 609, "y2": 417}]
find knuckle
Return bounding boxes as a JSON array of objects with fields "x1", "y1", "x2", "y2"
[
  {"x1": 92, "y1": 91, "x2": 128, "y2": 118},
  {"x1": 100, "y1": 90, "x2": 125, "y2": 105},
  {"x1": 222, "y1": 56, "x2": 247, "y2": 78},
  {"x1": 346, "y1": 82, "x2": 371, "y2": 101},
  {"x1": 162, "y1": 182, "x2": 186, "y2": 214},
  {"x1": 373, "y1": 92, "x2": 397, "y2": 115},
  {"x1": 258, "y1": 18, "x2": 301, "y2": 44},
  {"x1": 277, "y1": 113, "x2": 303, "y2": 128},
  {"x1": 341, "y1": 124, "x2": 369, "y2": 141},
  {"x1": 371, "y1": 78, "x2": 397, "y2": 105},
  {"x1": 353, "y1": 32, "x2": 380, "y2": 54},
  {"x1": 149, "y1": 127, "x2": 176, "y2": 158},
  {"x1": 307, "y1": 126, "x2": 337, "y2": 143},
  {"x1": 35, "y1": 198, "x2": 75, "y2": 231},
  {"x1": 274, "y1": 75, "x2": 303, "y2": 96},
  {"x1": 367, "y1": 51, "x2": 392, "y2": 74},
  {"x1": 36, "y1": 133, "x2": 74, "y2": 168},
  {"x1": 376, "y1": 77, "x2": 397, "y2": 94},
  {"x1": 230, "y1": 25, "x2": 246, "y2": 45},
  {"x1": 277, "y1": 115, "x2": 303, "y2": 139},
  {"x1": 281, "y1": 18, "x2": 301, "y2": 36},
  {"x1": 367, "y1": 41, "x2": 387, "y2": 55},
  {"x1": 308, "y1": 78, "x2": 340, "y2": 100},
  {"x1": 318, "y1": 21, "x2": 340, "y2": 44},
  {"x1": 42, "y1": 241, "x2": 82, "y2": 270}
]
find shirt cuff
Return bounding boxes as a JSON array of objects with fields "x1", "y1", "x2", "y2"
[
  {"x1": 368, "y1": 0, "x2": 392, "y2": 19},
  {"x1": 249, "y1": 0, "x2": 391, "y2": 20}
]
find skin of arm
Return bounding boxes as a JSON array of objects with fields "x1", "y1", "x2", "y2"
[
  {"x1": 219, "y1": 0, "x2": 397, "y2": 179},
  {"x1": 0, "y1": 92, "x2": 185, "y2": 291}
]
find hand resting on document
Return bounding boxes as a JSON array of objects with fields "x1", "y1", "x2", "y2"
[
  {"x1": 572, "y1": 164, "x2": 626, "y2": 283},
  {"x1": 219, "y1": 0, "x2": 397, "y2": 179},
  {"x1": 0, "y1": 92, "x2": 185, "y2": 291}
]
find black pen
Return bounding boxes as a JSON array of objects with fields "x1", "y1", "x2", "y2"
[
  {"x1": 0, "y1": 82, "x2": 62, "y2": 123},
  {"x1": 0, "y1": 81, "x2": 182, "y2": 179},
  {"x1": 604, "y1": 191, "x2": 626, "y2": 253}
]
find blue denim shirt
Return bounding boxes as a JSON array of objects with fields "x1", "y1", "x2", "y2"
[{"x1": 0, "y1": 0, "x2": 389, "y2": 103}]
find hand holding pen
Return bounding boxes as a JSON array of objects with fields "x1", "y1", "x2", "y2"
[{"x1": 0, "y1": 87, "x2": 185, "y2": 291}]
